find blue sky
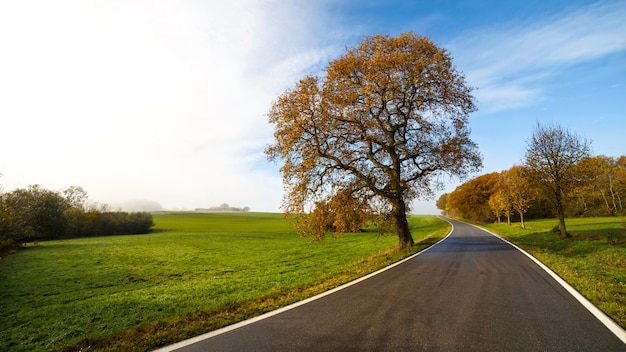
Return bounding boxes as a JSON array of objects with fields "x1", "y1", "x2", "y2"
[{"x1": 0, "y1": 0, "x2": 624, "y2": 213}]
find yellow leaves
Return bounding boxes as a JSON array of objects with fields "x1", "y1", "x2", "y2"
[
  {"x1": 265, "y1": 31, "x2": 481, "y2": 241},
  {"x1": 447, "y1": 172, "x2": 501, "y2": 222},
  {"x1": 289, "y1": 189, "x2": 372, "y2": 241}
]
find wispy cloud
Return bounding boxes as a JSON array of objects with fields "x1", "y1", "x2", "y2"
[{"x1": 447, "y1": 1, "x2": 626, "y2": 113}]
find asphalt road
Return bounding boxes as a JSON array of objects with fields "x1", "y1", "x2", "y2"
[{"x1": 160, "y1": 218, "x2": 626, "y2": 351}]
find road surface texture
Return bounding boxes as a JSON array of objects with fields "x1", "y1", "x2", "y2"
[{"x1": 159, "y1": 218, "x2": 626, "y2": 351}]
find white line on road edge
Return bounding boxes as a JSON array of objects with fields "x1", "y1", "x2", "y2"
[
  {"x1": 153, "y1": 222, "x2": 455, "y2": 352},
  {"x1": 470, "y1": 222, "x2": 626, "y2": 345}
]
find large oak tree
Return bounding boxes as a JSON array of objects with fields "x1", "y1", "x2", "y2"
[{"x1": 266, "y1": 33, "x2": 482, "y2": 248}]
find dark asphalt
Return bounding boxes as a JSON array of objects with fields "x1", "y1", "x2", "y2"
[{"x1": 161, "y1": 218, "x2": 626, "y2": 351}]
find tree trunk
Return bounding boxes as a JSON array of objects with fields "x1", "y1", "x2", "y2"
[
  {"x1": 392, "y1": 198, "x2": 414, "y2": 249},
  {"x1": 555, "y1": 191, "x2": 571, "y2": 238},
  {"x1": 600, "y1": 190, "x2": 611, "y2": 214},
  {"x1": 609, "y1": 177, "x2": 618, "y2": 214},
  {"x1": 557, "y1": 212, "x2": 569, "y2": 238},
  {"x1": 519, "y1": 211, "x2": 525, "y2": 230}
]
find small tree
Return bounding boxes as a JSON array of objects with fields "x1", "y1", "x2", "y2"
[
  {"x1": 488, "y1": 189, "x2": 508, "y2": 224},
  {"x1": 266, "y1": 33, "x2": 482, "y2": 248},
  {"x1": 63, "y1": 186, "x2": 88, "y2": 210},
  {"x1": 446, "y1": 172, "x2": 499, "y2": 223},
  {"x1": 506, "y1": 165, "x2": 535, "y2": 229},
  {"x1": 576, "y1": 156, "x2": 624, "y2": 216},
  {"x1": 489, "y1": 171, "x2": 514, "y2": 225},
  {"x1": 524, "y1": 123, "x2": 591, "y2": 238}
]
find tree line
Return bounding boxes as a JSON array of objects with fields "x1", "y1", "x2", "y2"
[
  {"x1": 195, "y1": 203, "x2": 251, "y2": 212},
  {"x1": 0, "y1": 185, "x2": 154, "y2": 254},
  {"x1": 438, "y1": 124, "x2": 624, "y2": 235}
]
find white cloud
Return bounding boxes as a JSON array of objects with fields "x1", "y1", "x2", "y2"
[
  {"x1": 0, "y1": 0, "x2": 343, "y2": 211},
  {"x1": 447, "y1": 1, "x2": 626, "y2": 113}
]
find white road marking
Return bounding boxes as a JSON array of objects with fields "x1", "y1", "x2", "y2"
[{"x1": 472, "y1": 222, "x2": 626, "y2": 345}]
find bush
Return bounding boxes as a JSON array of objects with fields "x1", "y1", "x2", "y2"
[
  {"x1": 0, "y1": 238, "x2": 18, "y2": 257},
  {"x1": 66, "y1": 210, "x2": 154, "y2": 237},
  {"x1": 127, "y1": 211, "x2": 155, "y2": 234},
  {"x1": 0, "y1": 185, "x2": 155, "y2": 247},
  {"x1": 0, "y1": 185, "x2": 70, "y2": 241}
]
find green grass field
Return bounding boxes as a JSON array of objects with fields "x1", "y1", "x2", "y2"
[
  {"x1": 480, "y1": 217, "x2": 626, "y2": 329},
  {"x1": 0, "y1": 213, "x2": 450, "y2": 352}
]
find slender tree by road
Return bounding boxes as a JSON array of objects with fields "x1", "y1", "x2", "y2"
[{"x1": 524, "y1": 123, "x2": 591, "y2": 238}]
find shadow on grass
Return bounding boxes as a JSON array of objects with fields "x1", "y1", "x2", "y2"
[
  {"x1": 510, "y1": 227, "x2": 625, "y2": 259},
  {"x1": 149, "y1": 228, "x2": 172, "y2": 234}
]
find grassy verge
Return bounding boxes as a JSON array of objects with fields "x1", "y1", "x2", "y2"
[
  {"x1": 479, "y1": 217, "x2": 626, "y2": 329},
  {"x1": 0, "y1": 213, "x2": 450, "y2": 352}
]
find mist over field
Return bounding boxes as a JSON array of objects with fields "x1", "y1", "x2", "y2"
[{"x1": 109, "y1": 199, "x2": 163, "y2": 212}]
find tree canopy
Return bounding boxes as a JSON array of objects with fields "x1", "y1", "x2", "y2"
[
  {"x1": 446, "y1": 172, "x2": 499, "y2": 222},
  {"x1": 266, "y1": 32, "x2": 482, "y2": 248}
]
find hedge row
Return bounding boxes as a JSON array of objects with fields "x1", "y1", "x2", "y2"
[{"x1": 0, "y1": 185, "x2": 154, "y2": 253}]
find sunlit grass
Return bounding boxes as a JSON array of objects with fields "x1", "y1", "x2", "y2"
[
  {"x1": 0, "y1": 212, "x2": 450, "y2": 351},
  {"x1": 480, "y1": 217, "x2": 626, "y2": 329}
]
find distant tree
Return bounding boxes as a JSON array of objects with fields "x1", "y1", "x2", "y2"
[
  {"x1": 617, "y1": 156, "x2": 626, "y2": 214},
  {"x1": 488, "y1": 188, "x2": 509, "y2": 225},
  {"x1": 265, "y1": 32, "x2": 482, "y2": 248},
  {"x1": 524, "y1": 123, "x2": 591, "y2": 238},
  {"x1": 62, "y1": 186, "x2": 88, "y2": 210},
  {"x1": 436, "y1": 193, "x2": 448, "y2": 215},
  {"x1": 506, "y1": 166, "x2": 535, "y2": 229},
  {"x1": 576, "y1": 156, "x2": 624, "y2": 216},
  {"x1": 573, "y1": 156, "x2": 614, "y2": 216},
  {"x1": 489, "y1": 171, "x2": 513, "y2": 225},
  {"x1": 446, "y1": 172, "x2": 499, "y2": 222}
]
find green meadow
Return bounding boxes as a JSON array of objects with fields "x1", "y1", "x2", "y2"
[
  {"x1": 0, "y1": 212, "x2": 450, "y2": 351},
  {"x1": 481, "y1": 217, "x2": 626, "y2": 329}
]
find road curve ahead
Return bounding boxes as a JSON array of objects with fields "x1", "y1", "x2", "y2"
[{"x1": 160, "y1": 218, "x2": 626, "y2": 352}]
